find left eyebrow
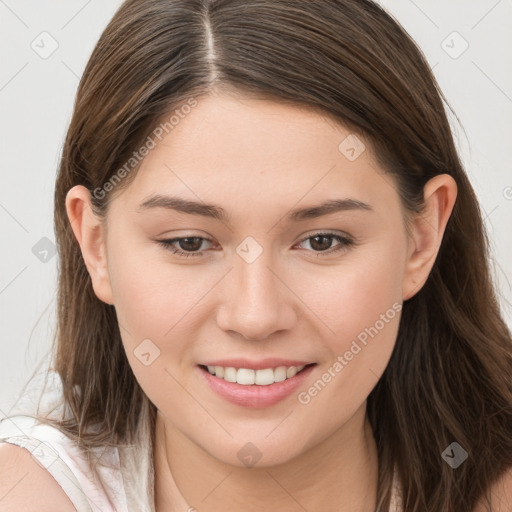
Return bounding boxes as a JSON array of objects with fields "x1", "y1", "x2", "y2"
[{"x1": 137, "y1": 195, "x2": 373, "y2": 224}]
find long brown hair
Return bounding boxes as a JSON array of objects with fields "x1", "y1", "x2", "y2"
[{"x1": 16, "y1": 0, "x2": 512, "y2": 510}]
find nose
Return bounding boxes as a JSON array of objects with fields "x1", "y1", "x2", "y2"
[{"x1": 215, "y1": 250, "x2": 297, "y2": 341}]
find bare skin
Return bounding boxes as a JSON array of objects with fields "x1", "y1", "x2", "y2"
[{"x1": 66, "y1": 90, "x2": 457, "y2": 511}]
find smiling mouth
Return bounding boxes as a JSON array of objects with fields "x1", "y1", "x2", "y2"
[{"x1": 198, "y1": 363, "x2": 316, "y2": 386}]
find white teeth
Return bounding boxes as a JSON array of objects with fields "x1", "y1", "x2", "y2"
[
  {"x1": 205, "y1": 364, "x2": 307, "y2": 385},
  {"x1": 274, "y1": 366, "x2": 287, "y2": 383},
  {"x1": 237, "y1": 368, "x2": 255, "y2": 385},
  {"x1": 286, "y1": 366, "x2": 298, "y2": 378},
  {"x1": 254, "y1": 368, "x2": 274, "y2": 386},
  {"x1": 224, "y1": 367, "x2": 237, "y2": 383}
]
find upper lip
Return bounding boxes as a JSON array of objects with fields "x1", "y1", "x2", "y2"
[{"x1": 199, "y1": 358, "x2": 316, "y2": 371}]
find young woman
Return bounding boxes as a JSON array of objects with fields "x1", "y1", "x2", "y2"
[{"x1": 1, "y1": 1, "x2": 511, "y2": 511}]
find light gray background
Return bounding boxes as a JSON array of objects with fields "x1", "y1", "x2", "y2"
[{"x1": 1, "y1": 0, "x2": 511, "y2": 417}]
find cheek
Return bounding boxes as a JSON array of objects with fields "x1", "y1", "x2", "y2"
[
  {"x1": 301, "y1": 235, "x2": 405, "y2": 339},
  {"x1": 106, "y1": 233, "x2": 198, "y2": 335},
  {"x1": 106, "y1": 241, "x2": 199, "y2": 411},
  {"x1": 295, "y1": 236, "x2": 405, "y2": 407},
  {"x1": 105, "y1": 236, "x2": 217, "y2": 400}
]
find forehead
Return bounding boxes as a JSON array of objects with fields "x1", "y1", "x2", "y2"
[{"x1": 112, "y1": 93, "x2": 400, "y2": 220}]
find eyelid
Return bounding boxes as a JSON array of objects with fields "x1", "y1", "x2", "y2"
[
  {"x1": 155, "y1": 230, "x2": 355, "y2": 258},
  {"x1": 295, "y1": 231, "x2": 355, "y2": 254}
]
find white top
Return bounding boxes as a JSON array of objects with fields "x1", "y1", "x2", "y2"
[
  {"x1": 0, "y1": 414, "x2": 127, "y2": 511},
  {"x1": 0, "y1": 369, "x2": 403, "y2": 511},
  {"x1": 0, "y1": 369, "x2": 132, "y2": 511}
]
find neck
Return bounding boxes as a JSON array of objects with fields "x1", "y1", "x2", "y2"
[{"x1": 154, "y1": 403, "x2": 379, "y2": 512}]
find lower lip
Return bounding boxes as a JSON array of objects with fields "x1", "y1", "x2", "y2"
[{"x1": 197, "y1": 364, "x2": 316, "y2": 408}]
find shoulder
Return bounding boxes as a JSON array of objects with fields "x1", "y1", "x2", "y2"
[
  {"x1": 474, "y1": 466, "x2": 512, "y2": 512},
  {"x1": 0, "y1": 442, "x2": 76, "y2": 511}
]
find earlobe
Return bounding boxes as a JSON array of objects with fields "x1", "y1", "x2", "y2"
[
  {"x1": 402, "y1": 174, "x2": 457, "y2": 301},
  {"x1": 65, "y1": 185, "x2": 114, "y2": 305}
]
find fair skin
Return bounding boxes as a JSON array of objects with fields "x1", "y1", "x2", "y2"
[{"x1": 65, "y1": 91, "x2": 457, "y2": 511}]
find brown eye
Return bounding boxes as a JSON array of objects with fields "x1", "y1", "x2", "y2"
[
  {"x1": 156, "y1": 236, "x2": 214, "y2": 258},
  {"x1": 174, "y1": 237, "x2": 204, "y2": 252},
  {"x1": 297, "y1": 232, "x2": 355, "y2": 257}
]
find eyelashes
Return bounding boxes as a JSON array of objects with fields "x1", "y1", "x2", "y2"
[
  {"x1": 156, "y1": 236, "x2": 211, "y2": 257},
  {"x1": 155, "y1": 231, "x2": 355, "y2": 259}
]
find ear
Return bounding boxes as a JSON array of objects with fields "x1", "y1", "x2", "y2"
[
  {"x1": 402, "y1": 174, "x2": 457, "y2": 300},
  {"x1": 65, "y1": 185, "x2": 114, "y2": 305}
]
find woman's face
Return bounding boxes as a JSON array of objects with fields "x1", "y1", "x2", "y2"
[{"x1": 96, "y1": 92, "x2": 411, "y2": 466}]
